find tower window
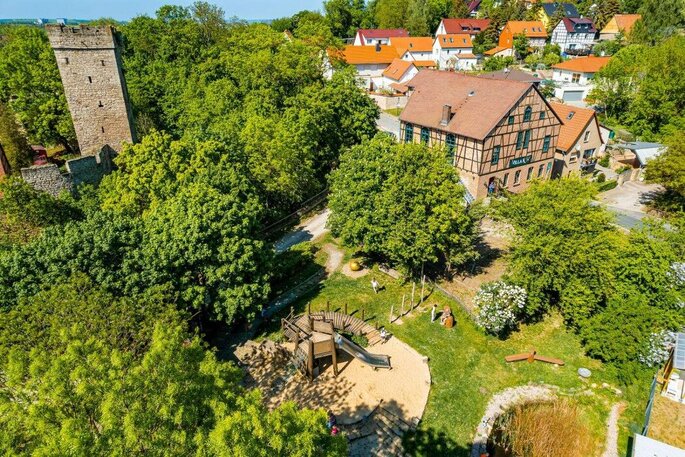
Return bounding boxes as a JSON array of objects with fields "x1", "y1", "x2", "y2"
[
  {"x1": 98, "y1": 101, "x2": 104, "y2": 107},
  {"x1": 101, "y1": 60, "x2": 105, "y2": 66},
  {"x1": 88, "y1": 76, "x2": 92, "y2": 83},
  {"x1": 64, "y1": 57, "x2": 69, "y2": 64},
  {"x1": 101, "y1": 126, "x2": 105, "y2": 133}
]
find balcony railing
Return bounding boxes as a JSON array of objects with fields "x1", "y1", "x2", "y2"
[{"x1": 564, "y1": 47, "x2": 592, "y2": 56}]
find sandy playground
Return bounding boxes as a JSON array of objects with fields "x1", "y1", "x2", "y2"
[{"x1": 235, "y1": 335, "x2": 431, "y2": 425}]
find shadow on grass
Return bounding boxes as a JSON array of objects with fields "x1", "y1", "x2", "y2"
[{"x1": 403, "y1": 427, "x2": 470, "y2": 457}]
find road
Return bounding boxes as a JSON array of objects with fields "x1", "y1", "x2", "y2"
[
  {"x1": 274, "y1": 209, "x2": 331, "y2": 253},
  {"x1": 596, "y1": 181, "x2": 663, "y2": 231},
  {"x1": 377, "y1": 112, "x2": 401, "y2": 138}
]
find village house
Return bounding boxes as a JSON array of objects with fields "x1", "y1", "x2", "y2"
[
  {"x1": 550, "y1": 17, "x2": 597, "y2": 55},
  {"x1": 381, "y1": 59, "x2": 419, "y2": 92},
  {"x1": 467, "y1": 0, "x2": 482, "y2": 17},
  {"x1": 434, "y1": 18, "x2": 490, "y2": 39},
  {"x1": 549, "y1": 102, "x2": 603, "y2": 177},
  {"x1": 538, "y1": 2, "x2": 580, "y2": 29},
  {"x1": 388, "y1": 37, "x2": 436, "y2": 66},
  {"x1": 354, "y1": 28, "x2": 408, "y2": 46},
  {"x1": 325, "y1": 44, "x2": 399, "y2": 91},
  {"x1": 479, "y1": 68, "x2": 542, "y2": 87},
  {"x1": 551, "y1": 56, "x2": 610, "y2": 103},
  {"x1": 400, "y1": 70, "x2": 562, "y2": 199},
  {"x1": 496, "y1": 21, "x2": 548, "y2": 56},
  {"x1": 433, "y1": 34, "x2": 477, "y2": 70},
  {"x1": 611, "y1": 141, "x2": 666, "y2": 172},
  {"x1": 599, "y1": 14, "x2": 641, "y2": 41}
]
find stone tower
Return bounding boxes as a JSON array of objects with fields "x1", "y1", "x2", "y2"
[{"x1": 46, "y1": 25, "x2": 135, "y2": 156}]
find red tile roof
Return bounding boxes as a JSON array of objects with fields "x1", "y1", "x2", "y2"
[
  {"x1": 330, "y1": 45, "x2": 399, "y2": 65},
  {"x1": 435, "y1": 34, "x2": 473, "y2": 49},
  {"x1": 357, "y1": 29, "x2": 409, "y2": 40},
  {"x1": 552, "y1": 56, "x2": 611, "y2": 73},
  {"x1": 389, "y1": 37, "x2": 434, "y2": 54},
  {"x1": 383, "y1": 59, "x2": 415, "y2": 81},
  {"x1": 440, "y1": 18, "x2": 491, "y2": 34},
  {"x1": 401, "y1": 70, "x2": 535, "y2": 140},
  {"x1": 562, "y1": 17, "x2": 597, "y2": 33},
  {"x1": 504, "y1": 21, "x2": 548, "y2": 38},
  {"x1": 549, "y1": 102, "x2": 600, "y2": 152}
]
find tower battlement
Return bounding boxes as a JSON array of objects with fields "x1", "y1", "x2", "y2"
[{"x1": 45, "y1": 25, "x2": 119, "y2": 50}]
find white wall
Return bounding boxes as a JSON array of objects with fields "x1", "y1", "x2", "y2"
[
  {"x1": 550, "y1": 22, "x2": 596, "y2": 52},
  {"x1": 354, "y1": 34, "x2": 391, "y2": 46}
]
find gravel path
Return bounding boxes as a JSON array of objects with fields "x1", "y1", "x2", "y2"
[
  {"x1": 602, "y1": 402, "x2": 625, "y2": 457},
  {"x1": 274, "y1": 209, "x2": 330, "y2": 253}
]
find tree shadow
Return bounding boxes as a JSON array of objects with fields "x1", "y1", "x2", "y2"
[{"x1": 402, "y1": 427, "x2": 470, "y2": 457}]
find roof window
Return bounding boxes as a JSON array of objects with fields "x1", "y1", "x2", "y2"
[{"x1": 567, "y1": 112, "x2": 575, "y2": 120}]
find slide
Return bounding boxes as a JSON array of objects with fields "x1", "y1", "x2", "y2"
[{"x1": 335, "y1": 333, "x2": 391, "y2": 369}]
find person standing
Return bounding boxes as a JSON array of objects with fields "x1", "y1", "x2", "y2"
[
  {"x1": 431, "y1": 304, "x2": 437, "y2": 322},
  {"x1": 371, "y1": 278, "x2": 379, "y2": 294}
]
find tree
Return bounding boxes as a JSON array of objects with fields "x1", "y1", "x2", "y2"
[
  {"x1": 483, "y1": 56, "x2": 515, "y2": 71},
  {"x1": 546, "y1": 5, "x2": 567, "y2": 34},
  {"x1": 406, "y1": 0, "x2": 431, "y2": 36},
  {"x1": 0, "y1": 102, "x2": 31, "y2": 171},
  {"x1": 324, "y1": 0, "x2": 367, "y2": 37},
  {"x1": 329, "y1": 135, "x2": 478, "y2": 276},
  {"x1": 513, "y1": 33, "x2": 530, "y2": 59},
  {"x1": 592, "y1": 0, "x2": 620, "y2": 31},
  {"x1": 0, "y1": 26, "x2": 76, "y2": 151},
  {"x1": 374, "y1": 0, "x2": 408, "y2": 28},
  {"x1": 473, "y1": 25, "x2": 499, "y2": 55},
  {"x1": 474, "y1": 281, "x2": 527, "y2": 336},
  {"x1": 495, "y1": 178, "x2": 621, "y2": 324},
  {"x1": 630, "y1": 0, "x2": 685, "y2": 45},
  {"x1": 645, "y1": 133, "x2": 685, "y2": 199}
]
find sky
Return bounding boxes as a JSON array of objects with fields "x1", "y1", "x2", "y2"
[{"x1": 0, "y1": 0, "x2": 324, "y2": 21}]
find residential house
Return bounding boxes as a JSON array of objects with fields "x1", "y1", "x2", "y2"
[
  {"x1": 551, "y1": 17, "x2": 597, "y2": 56},
  {"x1": 0, "y1": 143, "x2": 10, "y2": 178},
  {"x1": 549, "y1": 102, "x2": 603, "y2": 177},
  {"x1": 498, "y1": 21, "x2": 548, "y2": 54},
  {"x1": 599, "y1": 14, "x2": 641, "y2": 41},
  {"x1": 433, "y1": 34, "x2": 477, "y2": 70},
  {"x1": 551, "y1": 56, "x2": 611, "y2": 102},
  {"x1": 354, "y1": 28, "x2": 408, "y2": 46},
  {"x1": 612, "y1": 142, "x2": 665, "y2": 171},
  {"x1": 325, "y1": 44, "x2": 399, "y2": 91},
  {"x1": 381, "y1": 59, "x2": 419, "y2": 92},
  {"x1": 538, "y1": 2, "x2": 580, "y2": 29},
  {"x1": 467, "y1": 0, "x2": 482, "y2": 17},
  {"x1": 478, "y1": 68, "x2": 542, "y2": 87},
  {"x1": 434, "y1": 18, "x2": 491, "y2": 39},
  {"x1": 389, "y1": 37, "x2": 436, "y2": 66},
  {"x1": 400, "y1": 70, "x2": 562, "y2": 199}
]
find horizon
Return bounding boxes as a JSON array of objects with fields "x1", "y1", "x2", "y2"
[{"x1": 0, "y1": 0, "x2": 323, "y2": 22}]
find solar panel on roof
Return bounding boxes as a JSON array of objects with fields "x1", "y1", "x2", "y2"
[{"x1": 675, "y1": 333, "x2": 685, "y2": 370}]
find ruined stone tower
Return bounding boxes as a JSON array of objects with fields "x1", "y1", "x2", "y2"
[{"x1": 46, "y1": 25, "x2": 135, "y2": 156}]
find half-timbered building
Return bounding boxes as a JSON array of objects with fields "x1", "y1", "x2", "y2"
[{"x1": 400, "y1": 70, "x2": 562, "y2": 199}]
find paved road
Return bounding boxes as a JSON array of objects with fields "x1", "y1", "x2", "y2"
[
  {"x1": 377, "y1": 112, "x2": 401, "y2": 138},
  {"x1": 274, "y1": 209, "x2": 331, "y2": 253},
  {"x1": 596, "y1": 181, "x2": 663, "y2": 231}
]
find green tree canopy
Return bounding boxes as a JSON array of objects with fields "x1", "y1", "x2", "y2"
[
  {"x1": 0, "y1": 102, "x2": 31, "y2": 171},
  {"x1": 645, "y1": 133, "x2": 685, "y2": 211},
  {"x1": 329, "y1": 135, "x2": 478, "y2": 276}
]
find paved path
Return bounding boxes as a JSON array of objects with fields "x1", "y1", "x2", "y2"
[
  {"x1": 274, "y1": 209, "x2": 330, "y2": 253},
  {"x1": 602, "y1": 402, "x2": 625, "y2": 457},
  {"x1": 377, "y1": 112, "x2": 401, "y2": 138},
  {"x1": 596, "y1": 181, "x2": 663, "y2": 231}
]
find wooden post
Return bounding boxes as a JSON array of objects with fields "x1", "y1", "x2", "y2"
[
  {"x1": 420, "y1": 275, "x2": 426, "y2": 306},
  {"x1": 326, "y1": 300, "x2": 330, "y2": 312},
  {"x1": 361, "y1": 308, "x2": 365, "y2": 321},
  {"x1": 344, "y1": 303, "x2": 348, "y2": 315},
  {"x1": 401, "y1": 294, "x2": 406, "y2": 316},
  {"x1": 411, "y1": 281, "x2": 416, "y2": 308},
  {"x1": 331, "y1": 334, "x2": 338, "y2": 376},
  {"x1": 308, "y1": 340, "x2": 314, "y2": 380}
]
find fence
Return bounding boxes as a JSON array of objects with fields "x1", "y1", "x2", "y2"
[{"x1": 641, "y1": 375, "x2": 658, "y2": 435}]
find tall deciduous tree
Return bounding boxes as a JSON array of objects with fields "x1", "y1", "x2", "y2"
[
  {"x1": 0, "y1": 26, "x2": 76, "y2": 151},
  {"x1": 630, "y1": 0, "x2": 685, "y2": 45},
  {"x1": 329, "y1": 135, "x2": 478, "y2": 276},
  {"x1": 645, "y1": 133, "x2": 685, "y2": 205},
  {"x1": 0, "y1": 102, "x2": 31, "y2": 171}
]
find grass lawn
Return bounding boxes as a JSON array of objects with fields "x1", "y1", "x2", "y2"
[
  {"x1": 258, "y1": 238, "x2": 647, "y2": 456},
  {"x1": 384, "y1": 107, "x2": 403, "y2": 117}
]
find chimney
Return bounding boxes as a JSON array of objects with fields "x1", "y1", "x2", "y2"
[
  {"x1": 441, "y1": 104, "x2": 451, "y2": 125},
  {"x1": 375, "y1": 42, "x2": 381, "y2": 52}
]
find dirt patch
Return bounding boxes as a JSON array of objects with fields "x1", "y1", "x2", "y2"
[
  {"x1": 342, "y1": 262, "x2": 370, "y2": 278},
  {"x1": 236, "y1": 337, "x2": 431, "y2": 426},
  {"x1": 322, "y1": 243, "x2": 344, "y2": 274},
  {"x1": 602, "y1": 402, "x2": 626, "y2": 457},
  {"x1": 441, "y1": 217, "x2": 512, "y2": 313}
]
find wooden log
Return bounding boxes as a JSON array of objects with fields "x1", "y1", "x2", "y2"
[
  {"x1": 401, "y1": 294, "x2": 405, "y2": 316},
  {"x1": 344, "y1": 303, "x2": 348, "y2": 315},
  {"x1": 362, "y1": 309, "x2": 365, "y2": 321}
]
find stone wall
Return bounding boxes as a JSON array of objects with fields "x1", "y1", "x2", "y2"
[
  {"x1": 369, "y1": 93, "x2": 408, "y2": 111},
  {"x1": 46, "y1": 25, "x2": 135, "y2": 156},
  {"x1": 21, "y1": 164, "x2": 72, "y2": 197}
]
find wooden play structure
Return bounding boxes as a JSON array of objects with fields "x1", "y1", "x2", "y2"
[
  {"x1": 505, "y1": 350, "x2": 565, "y2": 366},
  {"x1": 282, "y1": 307, "x2": 391, "y2": 379}
]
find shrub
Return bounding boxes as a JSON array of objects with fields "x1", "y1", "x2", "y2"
[
  {"x1": 596, "y1": 172, "x2": 606, "y2": 183},
  {"x1": 598, "y1": 155, "x2": 610, "y2": 167},
  {"x1": 638, "y1": 330, "x2": 676, "y2": 367},
  {"x1": 598, "y1": 180, "x2": 618, "y2": 192},
  {"x1": 474, "y1": 281, "x2": 527, "y2": 336}
]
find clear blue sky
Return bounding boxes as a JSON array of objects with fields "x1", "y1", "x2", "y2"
[{"x1": 0, "y1": 0, "x2": 323, "y2": 21}]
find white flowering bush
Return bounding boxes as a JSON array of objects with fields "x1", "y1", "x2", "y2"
[
  {"x1": 474, "y1": 281, "x2": 527, "y2": 336},
  {"x1": 670, "y1": 262, "x2": 685, "y2": 287},
  {"x1": 638, "y1": 330, "x2": 676, "y2": 367}
]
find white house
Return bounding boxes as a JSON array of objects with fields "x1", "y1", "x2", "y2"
[
  {"x1": 381, "y1": 59, "x2": 419, "y2": 91},
  {"x1": 388, "y1": 37, "x2": 435, "y2": 65},
  {"x1": 325, "y1": 44, "x2": 399, "y2": 91},
  {"x1": 551, "y1": 56, "x2": 611, "y2": 103},
  {"x1": 551, "y1": 17, "x2": 597, "y2": 55},
  {"x1": 354, "y1": 28, "x2": 408, "y2": 46},
  {"x1": 433, "y1": 34, "x2": 477, "y2": 70}
]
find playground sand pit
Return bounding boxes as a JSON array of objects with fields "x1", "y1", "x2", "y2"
[
  {"x1": 236, "y1": 337, "x2": 430, "y2": 426},
  {"x1": 341, "y1": 262, "x2": 370, "y2": 279}
]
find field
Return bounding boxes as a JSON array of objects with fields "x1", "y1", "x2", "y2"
[{"x1": 256, "y1": 232, "x2": 651, "y2": 456}]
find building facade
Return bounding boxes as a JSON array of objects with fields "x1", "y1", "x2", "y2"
[
  {"x1": 325, "y1": 44, "x2": 399, "y2": 91},
  {"x1": 498, "y1": 21, "x2": 548, "y2": 52},
  {"x1": 551, "y1": 56, "x2": 611, "y2": 103},
  {"x1": 354, "y1": 29, "x2": 408, "y2": 46},
  {"x1": 549, "y1": 102, "x2": 603, "y2": 177},
  {"x1": 599, "y1": 14, "x2": 641, "y2": 41},
  {"x1": 434, "y1": 18, "x2": 490, "y2": 39},
  {"x1": 433, "y1": 34, "x2": 477, "y2": 70},
  {"x1": 46, "y1": 25, "x2": 135, "y2": 156},
  {"x1": 400, "y1": 71, "x2": 561, "y2": 199},
  {"x1": 550, "y1": 18, "x2": 597, "y2": 55}
]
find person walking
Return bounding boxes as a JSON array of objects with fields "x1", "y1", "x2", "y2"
[
  {"x1": 431, "y1": 304, "x2": 437, "y2": 322},
  {"x1": 371, "y1": 278, "x2": 379, "y2": 294}
]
